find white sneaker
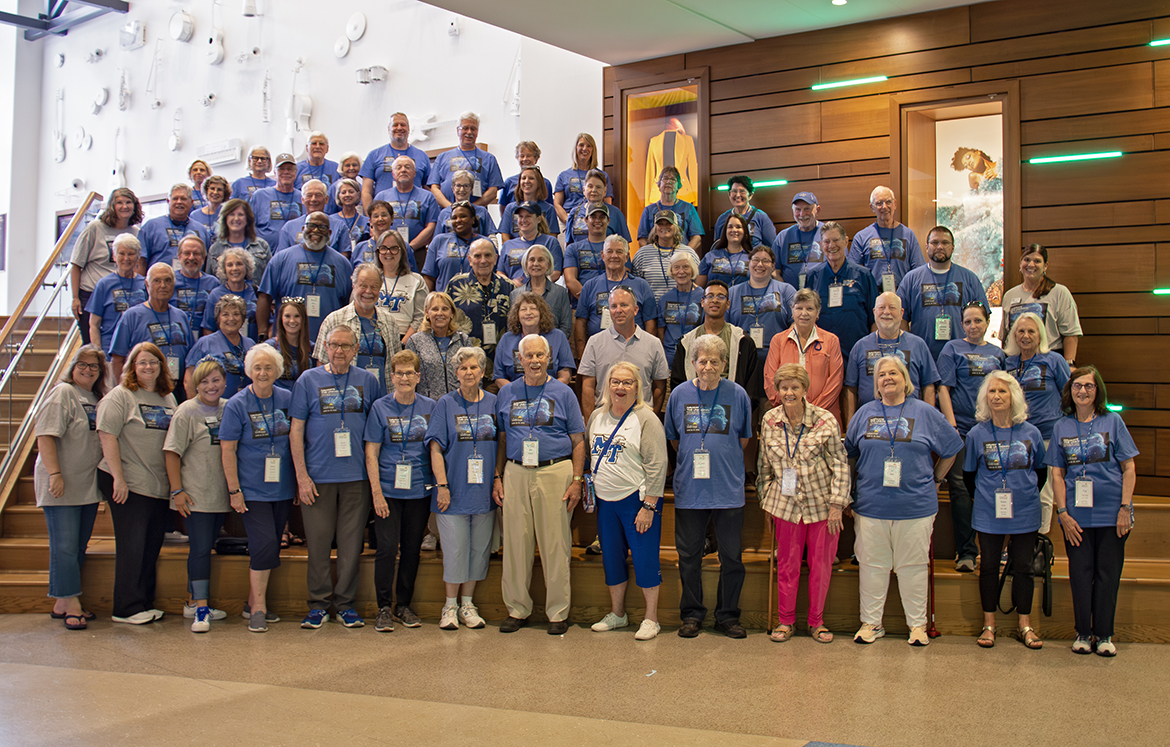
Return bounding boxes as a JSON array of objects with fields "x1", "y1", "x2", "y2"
[
  {"x1": 439, "y1": 604, "x2": 459, "y2": 630},
  {"x1": 190, "y1": 606, "x2": 213, "y2": 633},
  {"x1": 853, "y1": 623, "x2": 885, "y2": 644},
  {"x1": 634, "y1": 619, "x2": 660, "y2": 641},
  {"x1": 112, "y1": 610, "x2": 157, "y2": 625},
  {"x1": 1095, "y1": 636, "x2": 1117, "y2": 657},
  {"x1": 1072, "y1": 636, "x2": 1093, "y2": 654},
  {"x1": 183, "y1": 603, "x2": 226, "y2": 620},
  {"x1": 907, "y1": 626, "x2": 930, "y2": 646},
  {"x1": 458, "y1": 603, "x2": 485, "y2": 629},
  {"x1": 591, "y1": 612, "x2": 629, "y2": 632},
  {"x1": 420, "y1": 532, "x2": 438, "y2": 551}
]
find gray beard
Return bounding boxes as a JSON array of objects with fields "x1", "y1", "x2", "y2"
[{"x1": 304, "y1": 235, "x2": 328, "y2": 251}]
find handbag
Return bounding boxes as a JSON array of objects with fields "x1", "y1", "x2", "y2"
[
  {"x1": 997, "y1": 533, "x2": 1055, "y2": 616},
  {"x1": 214, "y1": 536, "x2": 249, "y2": 555}
]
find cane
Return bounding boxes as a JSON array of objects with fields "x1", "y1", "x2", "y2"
[
  {"x1": 927, "y1": 535, "x2": 940, "y2": 638},
  {"x1": 767, "y1": 517, "x2": 776, "y2": 634}
]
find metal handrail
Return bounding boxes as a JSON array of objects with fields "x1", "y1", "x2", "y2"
[{"x1": 0, "y1": 263, "x2": 73, "y2": 397}]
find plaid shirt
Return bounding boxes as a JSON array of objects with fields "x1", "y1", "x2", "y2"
[{"x1": 756, "y1": 402, "x2": 850, "y2": 523}]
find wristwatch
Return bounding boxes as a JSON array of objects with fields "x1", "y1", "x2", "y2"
[
  {"x1": 229, "y1": 488, "x2": 242, "y2": 496},
  {"x1": 1056, "y1": 506, "x2": 1067, "y2": 515}
]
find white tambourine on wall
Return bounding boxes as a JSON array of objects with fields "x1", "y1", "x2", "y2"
[
  {"x1": 334, "y1": 36, "x2": 350, "y2": 59},
  {"x1": 170, "y1": 11, "x2": 195, "y2": 42}
]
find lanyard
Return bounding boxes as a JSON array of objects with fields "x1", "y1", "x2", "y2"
[
  {"x1": 381, "y1": 274, "x2": 402, "y2": 304},
  {"x1": 278, "y1": 190, "x2": 297, "y2": 220},
  {"x1": 592, "y1": 406, "x2": 634, "y2": 474},
  {"x1": 827, "y1": 261, "x2": 847, "y2": 287},
  {"x1": 149, "y1": 306, "x2": 175, "y2": 351},
  {"x1": 877, "y1": 332, "x2": 902, "y2": 357},
  {"x1": 248, "y1": 386, "x2": 277, "y2": 452},
  {"x1": 459, "y1": 390, "x2": 482, "y2": 454},
  {"x1": 435, "y1": 334, "x2": 453, "y2": 393},
  {"x1": 671, "y1": 284, "x2": 695, "y2": 340},
  {"x1": 793, "y1": 227, "x2": 814, "y2": 251},
  {"x1": 603, "y1": 271, "x2": 628, "y2": 298},
  {"x1": 456, "y1": 148, "x2": 480, "y2": 175},
  {"x1": 697, "y1": 381, "x2": 721, "y2": 449},
  {"x1": 783, "y1": 419, "x2": 806, "y2": 460},
  {"x1": 358, "y1": 316, "x2": 382, "y2": 359},
  {"x1": 990, "y1": 421, "x2": 1015, "y2": 488},
  {"x1": 877, "y1": 225, "x2": 895, "y2": 253},
  {"x1": 1074, "y1": 413, "x2": 1096, "y2": 478},
  {"x1": 653, "y1": 244, "x2": 671, "y2": 286},
  {"x1": 523, "y1": 377, "x2": 549, "y2": 439},
  {"x1": 879, "y1": 399, "x2": 908, "y2": 457},
  {"x1": 1015, "y1": 354, "x2": 1037, "y2": 381},
  {"x1": 394, "y1": 397, "x2": 417, "y2": 463},
  {"x1": 218, "y1": 330, "x2": 243, "y2": 360},
  {"x1": 392, "y1": 188, "x2": 410, "y2": 225},
  {"x1": 305, "y1": 247, "x2": 329, "y2": 289},
  {"x1": 327, "y1": 365, "x2": 353, "y2": 428},
  {"x1": 747, "y1": 280, "x2": 772, "y2": 320},
  {"x1": 342, "y1": 214, "x2": 359, "y2": 237},
  {"x1": 117, "y1": 273, "x2": 137, "y2": 300},
  {"x1": 307, "y1": 162, "x2": 324, "y2": 181}
]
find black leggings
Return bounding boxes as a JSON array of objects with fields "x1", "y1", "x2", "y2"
[{"x1": 978, "y1": 530, "x2": 1037, "y2": 615}]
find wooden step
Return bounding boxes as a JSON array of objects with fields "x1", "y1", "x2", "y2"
[{"x1": 0, "y1": 503, "x2": 114, "y2": 539}]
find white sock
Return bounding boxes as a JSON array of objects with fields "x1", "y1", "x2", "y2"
[
  {"x1": 446, "y1": 597, "x2": 457, "y2": 608},
  {"x1": 461, "y1": 596, "x2": 474, "y2": 607}
]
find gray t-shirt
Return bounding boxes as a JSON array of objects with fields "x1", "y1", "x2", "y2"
[
  {"x1": 34, "y1": 383, "x2": 102, "y2": 507},
  {"x1": 163, "y1": 398, "x2": 229, "y2": 513},
  {"x1": 1000, "y1": 282, "x2": 1082, "y2": 352},
  {"x1": 96, "y1": 385, "x2": 177, "y2": 499},
  {"x1": 70, "y1": 220, "x2": 139, "y2": 293},
  {"x1": 577, "y1": 326, "x2": 670, "y2": 406}
]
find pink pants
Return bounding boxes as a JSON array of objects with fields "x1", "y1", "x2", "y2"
[{"x1": 775, "y1": 517, "x2": 840, "y2": 628}]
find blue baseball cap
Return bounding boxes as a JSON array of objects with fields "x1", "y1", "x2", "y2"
[{"x1": 792, "y1": 191, "x2": 818, "y2": 205}]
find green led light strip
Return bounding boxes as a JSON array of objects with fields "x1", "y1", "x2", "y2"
[
  {"x1": 811, "y1": 75, "x2": 888, "y2": 91},
  {"x1": 1106, "y1": 404, "x2": 1123, "y2": 412},
  {"x1": 714, "y1": 179, "x2": 788, "y2": 192},
  {"x1": 1027, "y1": 151, "x2": 1122, "y2": 164},
  {"x1": 1153, "y1": 288, "x2": 1170, "y2": 295},
  {"x1": 1150, "y1": 39, "x2": 1170, "y2": 46}
]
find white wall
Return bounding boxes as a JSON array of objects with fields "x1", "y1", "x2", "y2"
[{"x1": 21, "y1": 0, "x2": 603, "y2": 310}]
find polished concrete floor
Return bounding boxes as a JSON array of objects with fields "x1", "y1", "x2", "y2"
[{"x1": 1, "y1": 612, "x2": 1167, "y2": 747}]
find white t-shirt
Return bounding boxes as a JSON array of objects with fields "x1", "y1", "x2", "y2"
[{"x1": 588, "y1": 407, "x2": 647, "y2": 502}]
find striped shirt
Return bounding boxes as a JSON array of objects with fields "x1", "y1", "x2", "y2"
[
  {"x1": 631, "y1": 244, "x2": 699, "y2": 302},
  {"x1": 757, "y1": 402, "x2": 850, "y2": 523}
]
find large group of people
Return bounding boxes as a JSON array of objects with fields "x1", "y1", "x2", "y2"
[{"x1": 40, "y1": 113, "x2": 1136, "y2": 656}]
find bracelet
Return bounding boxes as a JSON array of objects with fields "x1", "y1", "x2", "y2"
[
  {"x1": 1056, "y1": 506, "x2": 1067, "y2": 515},
  {"x1": 170, "y1": 488, "x2": 184, "y2": 497},
  {"x1": 229, "y1": 488, "x2": 242, "y2": 496},
  {"x1": 49, "y1": 471, "x2": 60, "y2": 476},
  {"x1": 436, "y1": 483, "x2": 449, "y2": 489},
  {"x1": 640, "y1": 501, "x2": 660, "y2": 514}
]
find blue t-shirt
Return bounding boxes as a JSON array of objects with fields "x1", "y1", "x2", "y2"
[
  {"x1": 295, "y1": 159, "x2": 340, "y2": 188},
  {"x1": 360, "y1": 143, "x2": 431, "y2": 192},
  {"x1": 727, "y1": 280, "x2": 796, "y2": 351},
  {"x1": 350, "y1": 238, "x2": 419, "y2": 273},
  {"x1": 844, "y1": 397, "x2": 963, "y2": 520},
  {"x1": 495, "y1": 376, "x2": 585, "y2": 462},
  {"x1": 937, "y1": 339, "x2": 1006, "y2": 437},
  {"x1": 657, "y1": 285, "x2": 704, "y2": 366},
  {"x1": 563, "y1": 239, "x2": 609, "y2": 288},
  {"x1": 171, "y1": 272, "x2": 220, "y2": 333},
  {"x1": 424, "y1": 390, "x2": 498, "y2": 514},
  {"x1": 1044, "y1": 412, "x2": 1140, "y2": 528},
  {"x1": 331, "y1": 213, "x2": 370, "y2": 256},
  {"x1": 372, "y1": 186, "x2": 440, "y2": 245},
  {"x1": 563, "y1": 202, "x2": 631, "y2": 246},
  {"x1": 202, "y1": 284, "x2": 258, "y2": 341},
  {"x1": 848, "y1": 223, "x2": 925, "y2": 291},
  {"x1": 964, "y1": 419, "x2": 1046, "y2": 534},
  {"x1": 636, "y1": 200, "x2": 704, "y2": 241},
  {"x1": 85, "y1": 273, "x2": 146, "y2": 351},
  {"x1": 773, "y1": 223, "x2": 824, "y2": 289},
  {"x1": 230, "y1": 175, "x2": 275, "y2": 200},
  {"x1": 275, "y1": 213, "x2": 351, "y2": 256},
  {"x1": 421, "y1": 232, "x2": 488, "y2": 293},
  {"x1": 499, "y1": 174, "x2": 555, "y2": 212},
  {"x1": 492, "y1": 329, "x2": 575, "y2": 382},
  {"x1": 187, "y1": 331, "x2": 255, "y2": 397},
  {"x1": 498, "y1": 201, "x2": 561, "y2": 237},
  {"x1": 575, "y1": 274, "x2": 658, "y2": 337},
  {"x1": 138, "y1": 216, "x2": 209, "y2": 269},
  {"x1": 109, "y1": 303, "x2": 196, "y2": 373},
  {"x1": 804, "y1": 261, "x2": 878, "y2": 366},
  {"x1": 497, "y1": 235, "x2": 563, "y2": 282},
  {"x1": 428, "y1": 147, "x2": 504, "y2": 203},
  {"x1": 1005, "y1": 352, "x2": 1071, "y2": 440},
  {"x1": 355, "y1": 315, "x2": 391, "y2": 392},
  {"x1": 363, "y1": 393, "x2": 436, "y2": 500},
  {"x1": 436, "y1": 204, "x2": 496, "y2": 237},
  {"x1": 257, "y1": 246, "x2": 353, "y2": 346},
  {"x1": 263, "y1": 339, "x2": 304, "y2": 392},
  {"x1": 664, "y1": 379, "x2": 753, "y2": 509},
  {"x1": 290, "y1": 365, "x2": 380, "y2": 483},
  {"x1": 845, "y1": 331, "x2": 940, "y2": 407},
  {"x1": 554, "y1": 168, "x2": 613, "y2": 213},
  {"x1": 249, "y1": 186, "x2": 303, "y2": 250},
  {"x1": 897, "y1": 263, "x2": 990, "y2": 360},
  {"x1": 219, "y1": 386, "x2": 294, "y2": 502},
  {"x1": 712, "y1": 207, "x2": 776, "y2": 249},
  {"x1": 189, "y1": 207, "x2": 220, "y2": 243},
  {"x1": 699, "y1": 248, "x2": 750, "y2": 287}
]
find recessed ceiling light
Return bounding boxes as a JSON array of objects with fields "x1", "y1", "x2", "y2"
[{"x1": 832, "y1": 0, "x2": 847, "y2": 5}]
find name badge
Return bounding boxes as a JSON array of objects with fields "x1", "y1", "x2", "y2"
[
  {"x1": 882, "y1": 274, "x2": 896, "y2": 293},
  {"x1": 395, "y1": 462, "x2": 412, "y2": 490},
  {"x1": 797, "y1": 273, "x2": 806, "y2": 290},
  {"x1": 935, "y1": 315, "x2": 951, "y2": 341},
  {"x1": 166, "y1": 356, "x2": 180, "y2": 379},
  {"x1": 750, "y1": 325, "x2": 765, "y2": 349},
  {"x1": 472, "y1": 178, "x2": 483, "y2": 198},
  {"x1": 828, "y1": 283, "x2": 843, "y2": 308},
  {"x1": 995, "y1": 489, "x2": 1013, "y2": 519},
  {"x1": 781, "y1": 467, "x2": 797, "y2": 496},
  {"x1": 467, "y1": 456, "x2": 484, "y2": 484},
  {"x1": 306, "y1": 294, "x2": 321, "y2": 318},
  {"x1": 522, "y1": 437, "x2": 540, "y2": 466},
  {"x1": 264, "y1": 455, "x2": 281, "y2": 482},
  {"x1": 396, "y1": 225, "x2": 410, "y2": 245},
  {"x1": 883, "y1": 457, "x2": 901, "y2": 488},
  {"x1": 482, "y1": 322, "x2": 497, "y2": 346},
  {"x1": 1074, "y1": 476, "x2": 1093, "y2": 508},
  {"x1": 600, "y1": 306, "x2": 612, "y2": 329},
  {"x1": 334, "y1": 429, "x2": 352, "y2": 458},
  {"x1": 693, "y1": 449, "x2": 710, "y2": 479},
  {"x1": 365, "y1": 366, "x2": 381, "y2": 379}
]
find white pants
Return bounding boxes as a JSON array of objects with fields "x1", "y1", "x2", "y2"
[{"x1": 854, "y1": 514, "x2": 934, "y2": 629}]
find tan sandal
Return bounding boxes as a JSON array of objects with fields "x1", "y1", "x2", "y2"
[
  {"x1": 977, "y1": 626, "x2": 996, "y2": 648},
  {"x1": 770, "y1": 624, "x2": 794, "y2": 642},
  {"x1": 1020, "y1": 626, "x2": 1043, "y2": 649},
  {"x1": 812, "y1": 626, "x2": 833, "y2": 644}
]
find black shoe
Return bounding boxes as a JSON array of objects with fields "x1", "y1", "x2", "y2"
[
  {"x1": 703, "y1": 537, "x2": 718, "y2": 556},
  {"x1": 547, "y1": 620, "x2": 569, "y2": 635},
  {"x1": 715, "y1": 620, "x2": 747, "y2": 639},
  {"x1": 499, "y1": 616, "x2": 528, "y2": 633},
  {"x1": 677, "y1": 619, "x2": 702, "y2": 638}
]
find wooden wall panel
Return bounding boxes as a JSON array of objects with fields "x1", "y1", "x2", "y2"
[
  {"x1": 1048, "y1": 245, "x2": 1157, "y2": 293},
  {"x1": 1131, "y1": 428, "x2": 1157, "y2": 477},
  {"x1": 1022, "y1": 151, "x2": 1170, "y2": 207},
  {"x1": 1078, "y1": 337, "x2": 1170, "y2": 383},
  {"x1": 1020, "y1": 64, "x2": 1154, "y2": 120},
  {"x1": 821, "y1": 96, "x2": 890, "y2": 141},
  {"x1": 710, "y1": 105, "x2": 820, "y2": 153},
  {"x1": 1021, "y1": 107, "x2": 1170, "y2": 145},
  {"x1": 1023, "y1": 202, "x2": 1156, "y2": 231},
  {"x1": 974, "y1": 39, "x2": 1170, "y2": 82},
  {"x1": 1158, "y1": 431, "x2": 1170, "y2": 477},
  {"x1": 711, "y1": 71, "x2": 971, "y2": 116},
  {"x1": 969, "y1": 0, "x2": 1168, "y2": 42},
  {"x1": 710, "y1": 137, "x2": 888, "y2": 174},
  {"x1": 1021, "y1": 134, "x2": 1154, "y2": 161}
]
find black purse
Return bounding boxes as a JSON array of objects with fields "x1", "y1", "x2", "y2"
[
  {"x1": 214, "y1": 537, "x2": 249, "y2": 555},
  {"x1": 997, "y1": 533, "x2": 1055, "y2": 616}
]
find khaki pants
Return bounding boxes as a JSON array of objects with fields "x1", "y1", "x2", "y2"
[{"x1": 501, "y1": 459, "x2": 574, "y2": 621}]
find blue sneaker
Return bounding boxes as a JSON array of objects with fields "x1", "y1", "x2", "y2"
[
  {"x1": 338, "y1": 608, "x2": 364, "y2": 628},
  {"x1": 301, "y1": 609, "x2": 329, "y2": 629},
  {"x1": 190, "y1": 606, "x2": 212, "y2": 633}
]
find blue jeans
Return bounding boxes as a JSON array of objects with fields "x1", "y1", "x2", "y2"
[
  {"x1": 185, "y1": 511, "x2": 227, "y2": 600},
  {"x1": 43, "y1": 504, "x2": 100, "y2": 598}
]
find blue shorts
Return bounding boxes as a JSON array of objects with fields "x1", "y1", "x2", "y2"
[{"x1": 597, "y1": 490, "x2": 662, "y2": 588}]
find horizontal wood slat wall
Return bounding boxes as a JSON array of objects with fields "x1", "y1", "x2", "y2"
[{"x1": 602, "y1": 0, "x2": 1170, "y2": 494}]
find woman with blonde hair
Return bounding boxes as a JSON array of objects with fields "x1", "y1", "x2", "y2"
[{"x1": 405, "y1": 291, "x2": 473, "y2": 399}]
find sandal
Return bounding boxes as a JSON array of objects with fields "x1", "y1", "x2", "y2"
[
  {"x1": 50, "y1": 609, "x2": 95, "y2": 620},
  {"x1": 812, "y1": 626, "x2": 833, "y2": 644},
  {"x1": 290, "y1": 534, "x2": 305, "y2": 546},
  {"x1": 977, "y1": 626, "x2": 996, "y2": 648},
  {"x1": 770, "y1": 625, "x2": 794, "y2": 642},
  {"x1": 63, "y1": 614, "x2": 87, "y2": 631},
  {"x1": 1020, "y1": 626, "x2": 1043, "y2": 649},
  {"x1": 280, "y1": 531, "x2": 291, "y2": 549}
]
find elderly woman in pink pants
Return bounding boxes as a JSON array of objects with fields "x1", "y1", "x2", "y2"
[{"x1": 757, "y1": 363, "x2": 850, "y2": 643}]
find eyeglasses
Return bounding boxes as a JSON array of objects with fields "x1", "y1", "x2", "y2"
[
  {"x1": 135, "y1": 358, "x2": 160, "y2": 368},
  {"x1": 391, "y1": 370, "x2": 419, "y2": 378},
  {"x1": 704, "y1": 293, "x2": 729, "y2": 301},
  {"x1": 609, "y1": 378, "x2": 637, "y2": 387},
  {"x1": 75, "y1": 361, "x2": 101, "y2": 372},
  {"x1": 250, "y1": 156, "x2": 271, "y2": 162},
  {"x1": 303, "y1": 224, "x2": 330, "y2": 234},
  {"x1": 325, "y1": 342, "x2": 355, "y2": 351},
  {"x1": 1071, "y1": 382, "x2": 1097, "y2": 392}
]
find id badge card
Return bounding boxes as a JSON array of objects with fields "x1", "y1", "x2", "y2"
[
  {"x1": 522, "y1": 437, "x2": 540, "y2": 467},
  {"x1": 472, "y1": 178, "x2": 483, "y2": 198},
  {"x1": 828, "y1": 283, "x2": 843, "y2": 308},
  {"x1": 935, "y1": 315, "x2": 952, "y2": 341},
  {"x1": 883, "y1": 457, "x2": 901, "y2": 487},
  {"x1": 166, "y1": 356, "x2": 180, "y2": 379},
  {"x1": 781, "y1": 467, "x2": 798, "y2": 496},
  {"x1": 264, "y1": 455, "x2": 281, "y2": 483},
  {"x1": 482, "y1": 322, "x2": 497, "y2": 346},
  {"x1": 1074, "y1": 476, "x2": 1094, "y2": 508},
  {"x1": 693, "y1": 449, "x2": 711, "y2": 479},
  {"x1": 396, "y1": 225, "x2": 410, "y2": 245},
  {"x1": 600, "y1": 306, "x2": 612, "y2": 329},
  {"x1": 334, "y1": 429, "x2": 352, "y2": 458},
  {"x1": 394, "y1": 462, "x2": 412, "y2": 490},
  {"x1": 365, "y1": 366, "x2": 381, "y2": 379},
  {"x1": 797, "y1": 273, "x2": 806, "y2": 290},
  {"x1": 882, "y1": 273, "x2": 896, "y2": 293},
  {"x1": 995, "y1": 488, "x2": 1013, "y2": 519},
  {"x1": 750, "y1": 324, "x2": 765, "y2": 349},
  {"x1": 467, "y1": 455, "x2": 484, "y2": 484},
  {"x1": 306, "y1": 294, "x2": 321, "y2": 318}
]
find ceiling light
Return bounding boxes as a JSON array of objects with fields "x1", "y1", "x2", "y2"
[
  {"x1": 1027, "y1": 151, "x2": 1122, "y2": 164},
  {"x1": 832, "y1": 0, "x2": 847, "y2": 5},
  {"x1": 811, "y1": 76, "x2": 887, "y2": 91}
]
